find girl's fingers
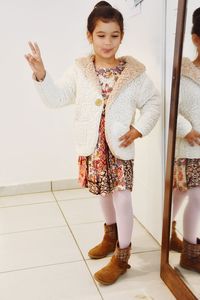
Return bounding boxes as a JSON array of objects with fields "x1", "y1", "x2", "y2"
[
  {"x1": 25, "y1": 53, "x2": 37, "y2": 66},
  {"x1": 119, "y1": 137, "x2": 132, "y2": 147},
  {"x1": 28, "y1": 41, "x2": 36, "y2": 54},
  {"x1": 34, "y1": 42, "x2": 41, "y2": 56},
  {"x1": 119, "y1": 131, "x2": 130, "y2": 141}
]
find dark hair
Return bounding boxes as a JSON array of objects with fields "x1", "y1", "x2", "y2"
[
  {"x1": 87, "y1": 1, "x2": 124, "y2": 34},
  {"x1": 192, "y1": 7, "x2": 200, "y2": 37}
]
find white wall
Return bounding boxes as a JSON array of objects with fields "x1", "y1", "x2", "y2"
[{"x1": 0, "y1": 0, "x2": 165, "y2": 242}]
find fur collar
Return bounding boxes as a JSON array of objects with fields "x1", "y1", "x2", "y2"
[
  {"x1": 181, "y1": 57, "x2": 200, "y2": 86},
  {"x1": 75, "y1": 54, "x2": 146, "y2": 108}
]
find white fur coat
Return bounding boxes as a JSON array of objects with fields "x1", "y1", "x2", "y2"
[{"x1": 33, "y1": 54, "x2": 160, "y2": 160}]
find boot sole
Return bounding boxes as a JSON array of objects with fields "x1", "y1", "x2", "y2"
[
  {"x1": 88, "y1": 254, "x2": 108, "y2": 259},
  {"x1": 94, "y1": 270, "x2": 127, "y2": 285}
]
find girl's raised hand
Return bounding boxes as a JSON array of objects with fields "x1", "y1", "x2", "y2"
[
  {"x1": 185, "y1": 129, "x2": 200, "y2": 146},
  {"x1": 24, "y1": 41, "x2": 46, "y2": 81}
]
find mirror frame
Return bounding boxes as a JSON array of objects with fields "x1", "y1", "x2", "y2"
[{"x1": 160, "y1": 0, "x2": 198, "y2": 299}]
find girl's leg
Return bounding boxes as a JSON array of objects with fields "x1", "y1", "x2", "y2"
[
  {"x1": 99, "y1": 193, "x2": 116, "y2": 225},
  {"x1": 112, "y1": 189, "x2": 133, "y2": 249},
  {"x1": 183, "y1": 186, "x2": 200, "y2": 244},
  {"x1": 172, "y1": 189, "x2": 188, "y2": 221}
]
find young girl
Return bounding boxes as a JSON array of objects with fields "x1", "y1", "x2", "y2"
[
  {"x1": 171, "y1": 7, "x2": 200, "y2": 272},
  {"x1": 25, "y1": 1, "x2": 160, "y2": 285}
]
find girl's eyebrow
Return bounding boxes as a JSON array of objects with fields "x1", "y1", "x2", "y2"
[{"x1": 96, "y1": 30, "x2": 120, "y2": 34}]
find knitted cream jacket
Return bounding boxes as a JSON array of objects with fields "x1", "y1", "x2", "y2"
[
  {"x1": 33, "y1": 54, "x2": 160, "y2": 160},
  {"x1": 175, "y1": 57, "x2": 200, "y2": 159}
]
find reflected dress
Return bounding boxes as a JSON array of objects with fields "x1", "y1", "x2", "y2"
[{"x1": 78, "y1": 59, "x2": 134, "y2": 196}]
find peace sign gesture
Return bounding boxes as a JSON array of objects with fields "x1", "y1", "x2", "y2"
[{"x1": 24, "y1": 41, "x2": 46, "y2": 81}]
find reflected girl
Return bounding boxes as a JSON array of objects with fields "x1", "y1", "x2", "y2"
[{"x1": 171, "y1": 7, "x2": 200, "y2": 272}]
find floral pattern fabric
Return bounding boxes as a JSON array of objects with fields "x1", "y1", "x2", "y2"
[
  {"x1": 78, "y1": 60, "x2": 134, "y2": 196},
  {"x1": 173, "y1": 158, "x2": 200, "y2": 192}
]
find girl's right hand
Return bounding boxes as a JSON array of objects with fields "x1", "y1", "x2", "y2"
[
  {"x1": 24, "y1": 41, "x2": 46, "y2": 81},
  {"x1": 184, "y1": 129, "x2": 200, "y2": 146}
]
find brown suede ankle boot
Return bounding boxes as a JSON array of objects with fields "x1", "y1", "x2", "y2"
[
  {"x1": 170, "y1": 221, "x2": 183, "y2": 253},
  {"x1": 94, "y1": 241, "x2": 131, "y2": 285},
  {"x1": 180, "y1": 239, "x2": 200, "y2": 272},
  {"x1": 88, "y1": 223, "x2": 118, "y2": 259}
]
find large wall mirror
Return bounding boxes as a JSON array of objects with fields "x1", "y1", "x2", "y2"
[{"x1": 161, "y1": 0, "x2": 200, "y2": 299}]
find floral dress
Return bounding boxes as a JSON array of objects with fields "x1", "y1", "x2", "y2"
[{"x1": 78, "y1": 60, "x2": 134, "y2": 196}]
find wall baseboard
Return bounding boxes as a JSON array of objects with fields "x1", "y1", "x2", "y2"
[{"x1": 0, "y1": 178, "x2": 82, "y2": 197}]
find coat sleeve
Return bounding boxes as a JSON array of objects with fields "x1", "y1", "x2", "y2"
[
  {"x1": 176, "y1": 114, "x2": 192, "y2": 137},
  {"x1": 176, "y1": 85, "x2": 192, "y2": 138},
  {"x1": 32, "y1": 63, "x2": 76, "y2": 108},
  {"x1": 133, "y1": 73, "x2": 161, "y2": 136}
]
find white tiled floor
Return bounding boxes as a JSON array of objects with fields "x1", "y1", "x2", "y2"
[{"x1": 0, "y1": 189, "x2": 175, "y2": 300}]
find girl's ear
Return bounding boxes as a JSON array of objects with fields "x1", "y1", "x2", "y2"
[{"x1": 87, "y1": 31, "x2": 93, "y2": 44}]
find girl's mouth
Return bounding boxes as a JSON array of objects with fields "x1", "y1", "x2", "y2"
[{"x1": 102, "y1": 48, "x2": 113, "y2": 53}]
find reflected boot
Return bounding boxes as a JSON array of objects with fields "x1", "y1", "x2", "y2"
[
  {"x1": 170, "y1": 221, "x2": 183, "y2": 253},
  {"x1": 94, "y1": 241, "x2": 131, "y2": 285},
  {"x1": 180, "y1": 239, "x2": 200, "y2": 272},
  {"x1": 88, "y1": 223, "x2": 118, "y2": 259}
]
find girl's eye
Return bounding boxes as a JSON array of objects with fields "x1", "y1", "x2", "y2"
[{"x1": 112, "y1": 36, "x2": 119, "y2": 38}]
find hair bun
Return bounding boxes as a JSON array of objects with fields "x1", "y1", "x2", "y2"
[
  {"x1": 94, "y1": 1, "x2": 112, "y2": 9},
  {"x1": 193, "y1": 7, "x2": 200, "y2": 24}
]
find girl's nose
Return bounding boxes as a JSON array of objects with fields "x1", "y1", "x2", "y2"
[{"x1": 104, "y1": 38, "x2": 112, "y2": 45}]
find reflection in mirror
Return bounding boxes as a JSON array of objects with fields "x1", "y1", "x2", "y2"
[{"x1": 169, "y1": 4, "x2": 200, "y2": 298}]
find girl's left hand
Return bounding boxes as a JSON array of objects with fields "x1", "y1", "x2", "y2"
[{"x1": 119, "y1": 126, "x2": 142, "y2": 148}]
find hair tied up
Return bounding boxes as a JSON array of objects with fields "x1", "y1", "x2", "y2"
[
  {"x1": 88, "y1": 1, "x2": 124, "y2": 34},
  {"x1": 94, "y1": 1, "x2": 112, "y2": 9},
  {"x1": 193, "y1": 7, "x2": 200, "y2": 24},
  {"x1": 192, "y1": 7, "x2": 200, "y2": 37}
]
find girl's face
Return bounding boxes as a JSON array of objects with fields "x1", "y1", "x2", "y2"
[{"x1": 87, "y1": 20, "x2": 123, "y2": 59}]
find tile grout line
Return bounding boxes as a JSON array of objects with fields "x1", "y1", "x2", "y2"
[
  {"x1": 0, "y1": 195, "x2": 96, "y2": 209},
  {"x1": 52, "y1": 192, "x2": 104, "y2": 300},
  {"x1": 0, "y1": 260, "x2": 86, "y2": 275},
  {"x1": 0, "y1": 224, "x2": 69, "y2": 237}
]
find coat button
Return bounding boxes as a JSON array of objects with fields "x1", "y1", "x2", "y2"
[{"x1": 95, "y1": 98, "x2": 103, "y2": 106}]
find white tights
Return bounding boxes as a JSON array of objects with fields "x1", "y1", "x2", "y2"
[
  {"x1": 99, "y1": 190, "x2": 134, "y2": 249},
  {"x1": 172, "y1": 187, "x2": 200, "y2": 244}
]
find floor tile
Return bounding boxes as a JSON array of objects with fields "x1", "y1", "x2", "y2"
[
  {"x1": 0, "y1": 261, "x2": 101, "y2": 300},
  {"x1": 58, "y1": 197, "x2": 104, "y2": 225},
  {"x1": 0, "y1": 226, "x2": 82, "y2": 272},
  {"x1": 0, "y1": 202, "x2": 66, "y2": 234}
]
